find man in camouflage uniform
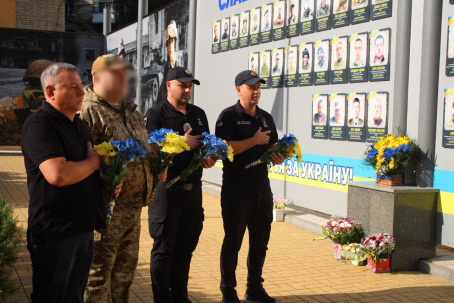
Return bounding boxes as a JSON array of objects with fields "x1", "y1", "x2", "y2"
[
  {"x1": 80, "y1": 54, "x2": 164, "y2": 303},
  {"x1": 0, "y1": 59, "x2": 52, "y2": 145}
]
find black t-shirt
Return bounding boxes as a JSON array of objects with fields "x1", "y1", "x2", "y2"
[
  {"x1": 21, "y1": 102, "x2": 105, "y2": 241},
  {"x1": 215, "y1": 101, "x2": 278, "y2": 188},
  {"x1": 144, "y1": 100, "x2": 210, "y2": 183}
]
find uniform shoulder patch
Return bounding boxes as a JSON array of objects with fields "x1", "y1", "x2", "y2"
[{"x1": 216, "y1": 121, "x2": 223, "y2": 127}]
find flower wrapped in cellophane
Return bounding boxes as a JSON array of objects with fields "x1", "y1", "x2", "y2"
[
  {"x1": 321, "y1": 217, "x2": 363, "y2": 245},
  {"x1": 339, "y1": 243, "x2": 367, "y2": 262},
  {"x1": 93, "y1": 139, "x2": 146, "y2": 224},
  {"x1": 245, "y1": 133, "x2": 302, "y2": 169},
  {"x1": 167, "y1": 132, "x2": 234, "y2": 188},
  {"x1": 361, "y1": 233, "x2": 396, "y2": 263},
  {"x1": 148, "y1": 128, "x2": 190, "y2": 197}
]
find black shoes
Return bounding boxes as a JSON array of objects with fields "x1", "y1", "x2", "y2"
[
  {"x1": 244, "y1": 285, "x2": 276, "y2": 303},
  {"x1": 222, "y1": 289, "x2": 241, "y2": 303}
]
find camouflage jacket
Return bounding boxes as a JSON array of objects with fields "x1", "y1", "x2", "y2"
[{"x1": 80, "y1": 85, "x2": 153, "y2": 208}]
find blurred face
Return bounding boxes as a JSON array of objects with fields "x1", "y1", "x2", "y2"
[
  {"x1": 265, "y1": 13, "x2": 270, "y2": 24},
  {"x1": 237, "y1": 82, "x2": 261, "y2": 105},
  {"x1": 46, "y1": 70, "x2": 85, "y2": 116},
  {"x1": 275, "y1": 58, "x2": 279, "y2": 66},
  {"x1": 168, "y1": 37, "x2": 176, "y2": 60},
  {"x1": 214, "y1": 25, "x2": 218, "y2": 36},
  {"x1": 253, "y1": 16, "x2": 258, "y2": 26},
  {"x1": 373, "y1": 99, "x2": 382, "y2": 120},
  {"x1": 353, "y1": 101, "x2": 360, "y2": 119},
  {"x1": 290, "y1": 6, "x2": 295, "y2": 16},
  {"x1": 262, "y1": 56, "x2": 267, "y2": 66},
  {"x1": 336, "y1": 43, "x2": 343, "y2": 61},
  {"x1": 303, "y1": 54, "x2": 309, "y2": 65},
  {"x1": 167, "y1": 80, "x2": 193, "y2": 105},
  {"x1": 322, "y1": 0, "x2": 326, "y2": 6},
  {"x1": 289, "y1": 53, "x2": 295, "y2": 67},
  {"x1": 375, "y1": 38, "x2": 384, "y2": 59},
  {"x1": 278, "y1": 9, "x2": 282, "y2": 18},
  {"x1": 355, "y1": 40, "x2": 363, "y2": 61},
  {"x1": 251, "y1": 60, "x2": 255, "y2": 69},
  {"x1": 318, "y1": 101, "x2": 323, "y2": 115},
  {"x1": 224, "y1": 23, "x2": 228, "y2": 32},
  {"x1": 335, "y1": 108, "x2": 340, "y2": 121},
  {"x1": 318, "y1": 49, "x2": 324, "y2": 62},
  {"x1": 232, "y1": 23, "x2": 236, "y2": 32},
  {"x1": 94, "y1": 68, "x2": 129, "y2": 101}
]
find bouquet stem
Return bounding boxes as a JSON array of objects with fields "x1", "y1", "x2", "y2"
[
  {"x1": 106, "y1": 191, "x2": 116, "y2": 225},
  {"x1": 167, "y1": 176, "x2": 181, "y2": 189},
  {"x1": 245, "y1": 159, "x2": 263, "y2": 169}
]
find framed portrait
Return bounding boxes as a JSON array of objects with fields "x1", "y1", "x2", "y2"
[
  {"x1": 350, "y1": 0, "x2": 370, "y2": 24},
  {"x1": 229, "y1": 14, "x2": 240, "y2": 50},
  {"x1": 446, "y1": 16, "x2": 454, "y2": 76},
  {"x1": 284, "y1": 45, "x2": 298, "y2": 87},
  {"x1": 330, "y1": 36, "x2": 348, "y2": 84},
  {"x1": 368, "y1": 28, "x2": 391, "y2": 81},
  {"x1": 261, "y1": 3, "x2": 273, "y2": 43},
  {"x1": 442, "y1": 88, "x2": 454, "y2": 148},
  {"x1": 248, "y1": 52, "x2": 259, "y2": 74},
  {"x1": 329, "y1": 93, "x2": 346, "y2": 140},
  {"x1": 298, "y1": 42, "x2": 313, "y2": 86},
  {"x1": 332, "y1": 0, "x2": 349, "y2": 28},
  {"x1": 346, "y1": 92, "x2": 366, "y2": 141},
  {"x1": 220, "y1": 17, "x2": 230, "y2": 52},
  {"x1": 250, "y1": 7, "x2": 261, "y2": 46},
  {"x1": 300, "y1": 0, "x2": 315, "y2": 34},
  {"x1": 370, "y1": 0, "x2": 392, "y2": 20},
  {"x1": 348, "y1": 32, "x2": 368, "y2": 82},
  {"x1": 366, "y1": 91, "x2": 388, "y2": 143},
  {"x1": 286, "y1": 0, "x2": 300, "y2": 37},
  {"x1": 212, "y1": 20, "x2": 221, "y2": 54},
  {"x1": 312, "y1": 94, "x2": 329, "y2": 139},
  {"x1": 239, "y1": 11, "x2": 250, "y2": 48},
  {"x1": 271, "y1": 47, "x2": 285, "y2": 87},
  {"x1": 315, "y1": 0, "x2": 332, "y2": 31},
  {"x1": 273, "y1": 0, "x2": 286, "y2": 40},
  {"x1": 313, "y1": 39, "x2": 330, "y2": 85},
  {"x1": 259, "y1": 50, "x2": 272, "y2": 88}
]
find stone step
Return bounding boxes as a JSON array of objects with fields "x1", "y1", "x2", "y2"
[{"x1": 419, "y1": 249, "x2": 454, "y2": 283}]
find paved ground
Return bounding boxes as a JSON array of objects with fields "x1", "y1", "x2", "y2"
[{"x1": 1, "y1": 155, "x2": 454, "y2": 303}]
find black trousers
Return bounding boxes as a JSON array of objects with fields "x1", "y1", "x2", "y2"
[
  {"x1": 220, "y1": 183, "x2": 273, "y2": 292},
  {"x1": 149, "y1": 182, "x2": 204, "y2": 303},
  {"x1": 28, "y1": 231, "x2": 94, "y2": 303}
]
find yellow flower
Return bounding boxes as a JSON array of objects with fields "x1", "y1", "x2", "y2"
[
  {"x1": 161, "y1": 133, "x2": 190, "y2": 154},
  {"x1": 389, "y1": 158, "x2": 395, "y2": 169},
  {"x1": 224, "y1": 141, "x2": 234, "y2": 162},
  {"x1": 292, "y1": 140, "x2": 303, "y2": 162},
  {"x1": 93, "y1": 142, "x2": 116, "y2": 163}
]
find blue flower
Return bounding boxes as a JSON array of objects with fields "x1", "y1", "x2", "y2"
[
  {"x1": 201, "y1": 132, "x2": 228, "y2": 159},
  {"x1": 148, "y1": 128, "x2": 177, "y2": 144},
  {"x1": 111, "y1": 139, "x2": 146, "y2": 161},
  {"x1": 366, "y1": 148, "x2": 378, "y2": 160},
  {"x1": 382, "y1": 147, "x2": 395, "y2": 160},
  {"x1": 277, "y1": 133, "x2": 297, "y2": 146},
  {"x1": 395, "y1": 144, "x2": 409, "y2": 153}
]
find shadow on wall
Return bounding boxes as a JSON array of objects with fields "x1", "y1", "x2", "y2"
[{"x1": 271, "y1": 87, "x2": 285, "y2": 133}]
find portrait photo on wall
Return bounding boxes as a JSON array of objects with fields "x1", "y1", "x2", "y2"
[
  {"x1": 312, "y1": 94, "x2": 329, "y2": 139},
  {"x1": 301, "y1": 0, "x2": 315, "y2": 34},
  {"x1": 350, "y1": 0, "x2": 370, "y2": 24},
  {"x1": 271, "y1": 47, "x2": 285, "y2": 87},
  {"x1": 259, "y1": 50, "x2": 272, "y2": 87},
  {"x1": 330, "y1": 36, "x2": 348, "y2": 84},
  {"x1": 368, "y1": 28, "x2": 391, "y2": 81},
  {"x1": 314, "y1": 39, "x2": 330, "y2": 85},
  {"x1": 272, "y1": 0, "x2": 286, "y2": 40},
  {"x1": 332, "y1": 0, "x2": 349, "y2": 28},
  {"x1": 212, "y1": 20, "x2": 221, "y2": 54},
  {"x1": 286, "y1": 0, "x2": 300, "y2": 37},
  {"x1": 248, "y1": 52, "x2": 259, "y2": 74},
  {"x1": 446, "y1": 16, "x2": 454, "y2": 76},
  {"x1": 284, "y1": 45, "x2": 298, "y2": 87},
  {"x1": 442, "y1": 88, "x2": 454, "y2": 148},
  {"x1": 220, "y1": 17, "x2": 230, "y2": 52},
  {"x1": 261, "y1": 3, "x2": 273, "y2": 43},
  {"x1": 298, "y1": 42, "x2": 314, "y2": 85},
  {"x1": 229, "y1": 14, "x2": 240, "y2": 50},
  {"x1": 370, "y1": 0, "x2": 392, "y2": 20},
  {"x1": 366, "y1": 91, "x2": 388, "y2": 142},
  {"x1": 239, "y1": 11, "x2": 250, "y2": 48},
  {"x1": 250, "y1": 7, "x2": 261, "y2": 45},
  {"x1": 348, "y1": 32, "x2": 368, "y2": 82},
  {"x1": 329, "y1": 93, "x2": 347, "y2": 140},
  {"x1": 315, "y1": 0, "x2": 332, "y2": 31},
  {"x1": 346, "y1": 92, "x2": 366, "y2": 141}
]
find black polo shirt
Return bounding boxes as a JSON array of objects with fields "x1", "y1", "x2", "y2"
[
  {"x1": 215, "y1": 101, "x2": 278, "y2": 186},
  {"x1": 144, "y1": 100, "x2": 210, "y2": 184},
  {"x1": 21, "y1": 101, "x2": 105, "y2": 242}
]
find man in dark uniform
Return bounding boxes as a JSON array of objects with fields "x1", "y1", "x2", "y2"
[
  {"x1": 144, "y1": 66, "x2": 215, "y2": 303},
  {"x1": 215, "y1": 70, "x2": 285, "y2": 303}
]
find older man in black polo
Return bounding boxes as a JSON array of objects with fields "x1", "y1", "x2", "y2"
[{"x1": 21, "y1": 63, "x2": 115, "y2": 303}]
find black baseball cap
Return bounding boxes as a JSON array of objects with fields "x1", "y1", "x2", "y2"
[
  {"x1": 167, "y1": 66, "x2": 200, "y2": 85},
  {"x1": 235, "y1": 70, "x2": 266, "y2": 87}
]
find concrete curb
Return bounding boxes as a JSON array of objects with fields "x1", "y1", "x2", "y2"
[{"x1": 0, "y1": 151, "x2": 22, "y2": 156}]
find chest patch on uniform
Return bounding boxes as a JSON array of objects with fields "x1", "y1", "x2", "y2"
[
  {"x1": 238, "y1": 120, "x2": 252, "y2": 125},
  {"x1": 261, "y1": 117, "x2": 268, "y2": 128},
  {"x1": 197, "y1": 118, "x2": 203, "y2": 126}
]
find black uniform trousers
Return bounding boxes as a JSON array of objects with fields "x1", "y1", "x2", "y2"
[
  {"x1": 149, "y1": 182, "x2": 204, "y2": 303},
  {"x1": 28, "y1": 231, "x2": 94, "y2": 303},
  {"x1": 220, "y1": 177, "x2": 273, "y2": 292}
]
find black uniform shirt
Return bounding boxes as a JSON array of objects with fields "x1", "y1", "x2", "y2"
[
  {"x1": 21, "y1": 101, "x2": 105, "y2": 242},
  {"x1": 145, "y1": 100, "x2": 210, "y2": 183},
  {"x1": 215, "y1": 101, "x2": 278, "y2": 185}
]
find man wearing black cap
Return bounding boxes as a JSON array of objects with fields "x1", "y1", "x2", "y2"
[
  {"x1": 144, "y1": 66, "x2": 215, "y2": 303},
  {"x1": 215, "y1": 71, "x2": 285, "y2": 303}
]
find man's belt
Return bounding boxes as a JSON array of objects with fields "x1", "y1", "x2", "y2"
[{"x1": 173, "y1": 181, "x2": 202, "y2": 191}]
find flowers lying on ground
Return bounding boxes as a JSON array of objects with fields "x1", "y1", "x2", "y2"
[
  {"x1": 273, "y1": 198, "x2": 289, "y2": 209},
  {"x1": 364, "y1": 133, "x2": 419, "y2": 176},
  {"x1": 361, "y1": 233, "x2": 396, "y2": 263},
  {"x1": 321, "y1": 217, "x2": 364, "y2": 245},
  {"x1": 245, "y1": 133, "x2": 302, "y2": 169}
]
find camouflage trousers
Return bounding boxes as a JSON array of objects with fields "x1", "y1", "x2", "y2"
[{"x1": 84, "y1": 206, "x2": 142, "y2": 303}]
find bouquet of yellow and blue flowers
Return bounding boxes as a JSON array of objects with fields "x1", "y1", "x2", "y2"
[
  {"x1": 148, "y1": 128, "x2": 190, "y2": 196},
  {"x1": 93, "y1": 139, "x2": 146, "y2": 224},
  {"x1": 167, "y1": 132, "x2": 234, "y2": 188},
  {"x1": 364, "y1": 133, "x2": 419, "y2": 176},
  {"x1": 245, "y1": 133, "x2": 302, "y2": 169}
]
